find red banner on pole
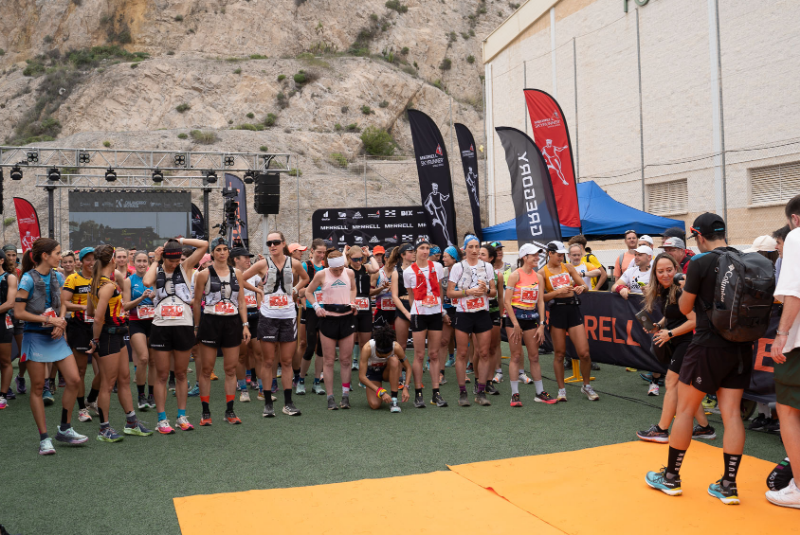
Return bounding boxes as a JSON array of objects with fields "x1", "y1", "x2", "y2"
[
  {"x1": 13, "y1": 197, "x2": 42, "y2": 251},
  {"x1": 524, "y1": 89, "x2": 581, "y2": 229}
]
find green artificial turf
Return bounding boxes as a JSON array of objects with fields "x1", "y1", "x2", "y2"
[{"x1": 2, "y1": 346, "x2": 786, "y2": 534}]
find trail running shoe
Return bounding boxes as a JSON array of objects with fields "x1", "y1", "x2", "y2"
[
  {"x1": 87, "y1": 401, "x2": 99, "y2": 416},
  {"x1": 766, "y1": 419, "x2": 781, "y2": 435},
  {"x1": 708, "y1": 479, "x2": 739, "y2": 505},
  {"x1": 263, "y1": 401, "x2": 276, "y2": 417},
  {"x1": 16, "y1": 375, "x2": 27, "y2": 394},
  {"x1": 56, "y1": 426, "x2": 89, "y2": 445},
  {"x1": 249, "y1": 378, "x2": 259, "y2": 390},
  {"x1": 535, "y1": 391, "x2": 557, "y2": 404},
  {"x1": 187, "y1": 384, "x2": 200, "y2": 397},
  {"x1": 748, "y1": 413, "x2": 769, "y2": 431},
  {"x1": 58, "y1": 373, "x2": 66, "y2": 388},
  {"x1": 282, "y1": 402, "x2": 301, "y2": 416},
  {"x1": 296, "y1": 379, "x2": 306, "y2": 395},
  {"x1": 225, "y1": 410, "x2": 242, "y2": 425},
  {"x1": 339, "y1": 394, "x2": 351, "y2": 410},
  {"x1": 458, "y1": 391, "x2": 470, "y2": 407},
  {"x1": 138, "y1": 393, "x2": 148, "y2": 410},
  {"x1": 414, "y1": 392, "x2": 426, "y2": 409},
  {"x1": 210, "y1": 371, "x2": 219, "y2": 381},
  {"x1": 485, "y1": 382, "x2": 500, "y2": 396},
  {"x1": 472, "y1": 384, "x2": 478, "y2": 396},
  {"x1": 475, "y1": 391, "x2": 491, "y2": 406},
  {"x1": 168, "y1": 378, "x2": 176, "y2": 392},
  {"x1": 200, "y1": 413, "x2": 212, "y2": 426},
  {"x1": 431, "y1": 392, "x2": 448, "y2": 407},
  {"x1": 493, "y1": 371, "x2": 503, "y2": 383},
  {"x1": 240, "y1": 389, "x2": 250, "y2": 402},
  {"x1": 581, "y1": 384, "x2": 599, "y2": 401},
  {"x1": 276, "y1": 366, "x2": 282, "y2": 378},
  {"x1": 42, "y1": 389, "x2": 54, "y2": 406},
  {"x1": 564, "y1": 358, "x2": 572, "y2": 369},
  {"x1": 591, "y1": 362, "x2": 601, "y2": 370},
  {"x1": 390, "y1": 399, "x2": 401, "y2": 413},
  {"x1": 257, "y1": 390, "x2": 265, "y2": 401},
  {"x1": 124, "y1": 421, "x2": 153, "y2": 436},
  {"x1": 648, "y1": 383, "x2": 660, "y2": 396},
  {"x1": 39, "y1": 437, "x2": 56, "y2": 455},
  {"x1": 510, "y1": 393, "x2": 522, "y2": 407},
  {"x1": 765, "y1": 479, "x2": 800, "y2": 509},
  {"x1": 557, "y1": 389, "x2": 568, "y2": 402},
  {"x1": 692, "y1": 424, "x2": 717, "y2": 440},
  {"x1": 352, "y1": 360, "x2": 359, "y2": 371},
  {"x1": 439, "y1": 372, "x2": 447, "y2": 385},
  {"x1": 176, "y1": 416, "x2": 194, "y2": 431},
  {"x1": 466, "y1": 362, "x2": 474, "y2": 374},
  {"x1": 78, "y1": 408, "x2": 92, "y2": 422},
  {"x1": 157, "y1": 419, "x2": 175, "y2": 435},
  {"x1": 637, "y1": 424, "x2": 669, "y2": 444},
  {"x1": 5, "y1": 389, "x2": 15, "y2": 400},
  {"x1": 327, "y1": 396, "x2": 338, "y2": 410},
  {"x1": 645, "y1": 468, "x2": 682, "y2": 496},
  {"x1": 519, "y1": 372, "x2": 533, "y2": 385},
  {"x1": 271, "y1": 379, "x2": 278, "y2": 394},
  {"x1": 0, "y1": 397, "x2": 6, "y2": 410},
  {"x1": 97, "y1": 427, "x2": 123, "y2": 443},
  {"x1": 147, "y1": 394, "x2": 156, "y2": 409},
  {"x1": 445, "y1": 355, "x2": 455, "y2": 367},
  {"x1": 312, "y1": 382, "x2": 326, "y2": 395}
]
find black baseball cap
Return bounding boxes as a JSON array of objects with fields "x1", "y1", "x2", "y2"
[
  {"x1": 689, "y1": 213, "x2": 726, "y2": 239},
  {"x1": 398, "y1": 243, "x2": 415, "y2": 254},
  {"x1": 230, "y1": 247, "x2": 254, "y2": 258}
]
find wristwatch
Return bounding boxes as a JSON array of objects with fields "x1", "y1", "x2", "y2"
[
  {"x1": 668, "y1": 330, "x2": 673, "y2": 338},
  {"x1": 243, "y1": 322, "x2": 250, "y2": 328}
]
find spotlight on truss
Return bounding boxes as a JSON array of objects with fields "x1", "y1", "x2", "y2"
[
  {"x1": 224, "y1": 155, "x2": 235, "y2": 167},
  {"x1": 243, "y1": 170, "x2": 255, "y2": 184},
  {"x1": 204, "y1": 170, "x2": 218, "y2": 184},
  {"x1": 26, "y1": 151, "x2": 39, "y2": 163},
  {"x1": 47, "y1": 167, "x2": 61, "y2": 182},
  {"x1": 174, "y1": 153, "x2": 186, "y2": 167},
  {"x1": 10, "y1": 165, "x2": 23, "y2": 181},
  {"x1": 152, "y1": 168, "x2": 164, "y2": 183},
  {"x1": 79, "y1": 151, "x2": 91, "y2": 164},
  {"x1": 105, "y1": 167, "x2": 117, "y2": 182}
]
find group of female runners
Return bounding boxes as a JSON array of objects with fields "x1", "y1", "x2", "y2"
[{"x1": 1, "y1": 232, "x2": 600, "y2": 455}]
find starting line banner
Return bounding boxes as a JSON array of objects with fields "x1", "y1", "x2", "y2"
[
  {"x1": 312, "y1": 206, "x2": 430, "y2": 249},
  {"x1": 544, "y1": 293, "x2": 777, "y2": 402}
]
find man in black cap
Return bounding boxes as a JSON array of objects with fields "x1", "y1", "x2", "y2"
[{"x1": 646, "y1": 213, "x2": 752, "y2": 505}]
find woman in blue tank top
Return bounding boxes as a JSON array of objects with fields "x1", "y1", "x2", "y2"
[{"x1": 123, "y1": 252, "x2": 156, "y2": 411}]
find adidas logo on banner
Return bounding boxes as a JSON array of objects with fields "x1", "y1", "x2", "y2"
[
  {"x1": 353, "y1": 211, "x2": 362, "y2": 219},
  {"x1": 369, "y1": 236, "x2": 379, "y2": 243}
]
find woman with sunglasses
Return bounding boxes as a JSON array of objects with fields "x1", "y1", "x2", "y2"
[
  {"x1": 143, "y1": 236, "x2": 208, "y2": 434},
  {"x1": 390, "y1": 243, "x2": 416, "y2": 360},
  {"x1": 192, "y1": 237, "x2": 251, "y2": 425},
  {"x1": 345, "y1": 246, "x2": 380, "y2": 372},
  {"x1": 244, "y1": 232, "x2": 309, "y2": 417},
  {"x1": 305, "y1": 250, "x2": 358, "y2": 410}
]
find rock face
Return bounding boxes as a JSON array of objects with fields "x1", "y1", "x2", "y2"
[{"x1": 0, "y1": 0, "x2": 512, "y2": 250}]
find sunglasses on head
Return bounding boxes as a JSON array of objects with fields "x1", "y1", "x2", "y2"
[{"x1": 266, "y1": 240, "x2": 283, "y2": 247}]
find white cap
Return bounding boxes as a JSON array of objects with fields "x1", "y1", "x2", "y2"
[
  {"x1": 744, "y1": 235, "x2": 777, "y2": 253},
  {"x1": 639, "y1": 235, "x2": 654, "y2": 246},
  {"x1": 519, "y1": 243, "x2": 543, "y2": 258},
  {"x1": 634, "y1": 245, "x2": 653, "y2": 256},
  {"x1": 546, "y1": 241, "x2": 568, "y2": 254}
]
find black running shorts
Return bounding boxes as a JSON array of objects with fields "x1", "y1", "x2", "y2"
[
  {"x1": 129, "y1": 319, "x2": 152, "y2": 339},
  {"x1": 355, "y1": 311, "x2": 372, "y2": 333},
  {"x1": 197, "y1": 314, "x2": 244, "y2": 349},
  {"x1": 257, "y1": 316, "x2": 297, "y2": 343},
  {"x1": 548, "y1": 303, "x2": 583, "y2": 330},
  {"x1": 149, "y1": 325, "x2": 196, "y2": 352},
  {"x1": 678, "y1": 343, "x2": 754, "y2": 395},
  {"x1": 453, "y1": 310, "x2": 493, "y2": 335},
  {"x1": 366, "y1": 364, "x2": 388, "y2": 382},
  {"x1": 490, "y1": 310, "x2": 502, "y2": 327},
  {"x1": 373, "y1": 309, "x2": 395, "y2": 327},
  {"x1": 97, "y1": 331, "x2": 124, "y2": 357},
  {"x1": 411, "y1": 314, "x2": 443, "y2": 333},
  {"x1": 66, "y1": 320, "x2": 93, "y2": 353},
  {"x1": 319, "y1": 314, "x2": 356, "y2": 340},
  {"x1": 503, "y1": 316, "x2": 540, "y2": 331}
]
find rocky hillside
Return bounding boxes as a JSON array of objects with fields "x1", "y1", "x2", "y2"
[{"x1": 0, "y1": 0, "x2": 514, "y2": 247}]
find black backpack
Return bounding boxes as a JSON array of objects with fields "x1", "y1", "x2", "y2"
[
  {"x1": 584, "y1": 253, "x2": 610, "y2": 291},
  {"x1": 702, "y1": 249, "x2": 775, "y2": 343}
]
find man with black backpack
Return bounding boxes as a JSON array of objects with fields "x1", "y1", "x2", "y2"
[{"x1": 646, "y1": 213, "x2": 776, "y2": 505}]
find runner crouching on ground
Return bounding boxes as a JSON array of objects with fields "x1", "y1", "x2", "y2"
[{"x1": 358, "y1": 325, "x2": 411, "y2": 413}]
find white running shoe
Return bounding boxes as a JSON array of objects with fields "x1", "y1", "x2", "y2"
[
  {"x1": 647, "y1": 383, "x2": 660, "y2": 396},
  {"x1": 557, "y1": 388, "x2": 568, "y2": 402},
  {"x1": 239, "y1": 390, "x2": 251, "y2": 402},
  {"x1": 39, "y1": 437, "x2": 56, "y2": 455},
  {"x1": 581, "y1": 384, "x2": 599, "y2": 401},
  {"x1": 78, "y1": 408, "x2": 92, "y2": 422},
  {"x1": 766, "y1": 479, "x2": 800, "y2": 509},
  {"x1": 493, "y1": 371, "x2": 503, "y2": 383},
  {"x1": 519, "y1": 372, "x2": 533, "y2": 385},
  {"x1": 86, "y1": 401, "x2": 99, "y2": 416}
]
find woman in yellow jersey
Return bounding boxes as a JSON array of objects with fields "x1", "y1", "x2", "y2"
[
  {"x1": 538, "y1": 241, "x2": 598, "y2": 402},
  {"x1": 504, "y1": 244, "x2": 556, "y2": 407},
  {"x1": 87, "y1": 245, "x2": 152, "y2": 442}
]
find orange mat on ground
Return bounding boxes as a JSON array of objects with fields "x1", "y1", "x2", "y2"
[
  {"x1": 448, "y1": 441, "x2": 799, "y2": 535},
  {"x1": 173, "y1": 471, "x2": 563, "y2": 535}
]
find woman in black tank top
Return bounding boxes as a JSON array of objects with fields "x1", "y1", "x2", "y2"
[
  {"x1": 346, "y1": 246, "x2": 381, "y2": 371},
  {"x1": 389, "y1": 244, "x2": 415, "y2": 355}
]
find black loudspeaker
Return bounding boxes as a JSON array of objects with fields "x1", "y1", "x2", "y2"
[{"x1": 254, "y1": 172, "x2": 280, "y2": 214}]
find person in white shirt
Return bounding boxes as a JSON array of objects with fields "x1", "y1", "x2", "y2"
[
  {"x1": 614, "y1": 246, "x2": 653, "y2": 299},
  {"x1": 568, "y1": 244, "x2": 602, "y2": 288},
  {"x1": 768, "y1": 195, "x2": 800, "y2": 509}
]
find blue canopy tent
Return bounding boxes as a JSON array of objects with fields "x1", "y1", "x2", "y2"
[{"x1": 482, "y1": 180, "x2": 685, "y2": 241}]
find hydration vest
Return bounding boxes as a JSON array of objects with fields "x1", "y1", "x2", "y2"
[
  {"x1": 265, "y1": 256, "x2": 293, "y2": 296},
  {"x1": 410, "y1": 261, "x2": 440, "y2": 301},
  {"x1": 155, "y1": 266, "x2": 193, "y2": 306},
  {"x1": 204, "y1": 265, "x2": 240, "y2": 308},
  {"x1": 25, "y1": 269, "x2": 61, "y2": 315}
]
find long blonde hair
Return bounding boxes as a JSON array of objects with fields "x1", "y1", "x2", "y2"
[
  {"x1": 643, "y1": 253, "x2": 680, "y2": 313},
  {"x1": 90, "y1": 245, "x2": 115, "y2": 302}
]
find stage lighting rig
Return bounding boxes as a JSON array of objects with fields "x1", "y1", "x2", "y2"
[
  {"x1": 105, "y1": 167, "x2": 117, "y2": 182},
  {"x1": 174, "y1": 153, "x2": 186, "y2": 167},
  {"x1": 26, "y1": 151, "x2": 39, "y2": 163},
  {"x1": 79, "y1": 151, "x2": 91, "y2": 164},
  {"x1": 243, "y1": 170, "x2": 255, "y2": 184},
  {"x1": 152, "y1": 168, "x2": 164, "y2": 183},
  {"x1": 204, "y1": 170, "x2": 218, "y2": 184},
  {"x1": 47, "y1": 167, "x2": 61, "y2": 182},
  {"x1": 224, "y1": 155, "x2": 235, "y2": 167},
  {"x1": 10, "y1": 165, "x2": 23, "y2": 181}
]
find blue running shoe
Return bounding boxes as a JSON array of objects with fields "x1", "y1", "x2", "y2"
[
  {"x1": 708, "y1": 479, "x2": 739, "y2": 505},
  {"x1": 645, "y1": 468, "x2": 682, "y2": 496},
  {"x1": 42, "y1": 388, "x2": 55, "y2": 406},
  {"x1": 97, "y1": 426, "x2": 123, "y2": 443},
  {"x1": 187, "y1": 383, "x2": 200, "y2": 397},
  {"x1": 445, "y1": 354, "x2": 455, "y2": 368},
  {"x1": 16, "y1": 375, "x2": 27, "y2": 394},
  {"x1": 5, "y1": 388, "x2": 15, "y2": 401}
]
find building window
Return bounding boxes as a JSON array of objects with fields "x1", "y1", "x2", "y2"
[
  {"x1": 750, "y1": 161, "x2": 800, "y2": 206},
  {"x1": 647, "y1": 179, "x2": 688, "y2": 216}
]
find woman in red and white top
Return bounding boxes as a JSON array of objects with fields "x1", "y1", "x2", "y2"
[
  {"x1": 305, "y1": 250, "x2": 358, "y2": 410},
  {"x1": 401, "y1": 241, "x2": 447, "y2": 409},
  {"x1": 446, "y1": 235, "x2": 497, "y2": 407}
]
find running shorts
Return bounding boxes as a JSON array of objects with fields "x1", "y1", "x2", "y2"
[
  {"x1": 678, "y1": 343, "x2": 754, "y2": 395},
  {"x1": 355, "y1": 311, "x2": 372, "y2": 333},
  {"x1": 490, "y1": 310, "x2": 501, "y2": 327},
  {"x1": 129, "y1": 319, "x2": 152, "y2": 339},
  {"x1": 97, "y1": 331, "x2": 124, "y2": 357},
  {"x1": 319, "y1": 314, "x2": 356, "y2": 340},
  {"x1": 149, "y1": 325, "x2": 195, "y2": 352},
  {"x1": 366, "y1": 365, "x2": 387, "y2": 382},
  {"x1": 258, "y1": 316, "x2": 297, "y2": 343},
  {"x1": 503, "y1": 316, "x2": 540, "y2": 331},
  {"x1": 775, "y1": 347, "x2": 800, "y2": 411},
  {"x1": 453, "y1": 311, "x2": 492, "y2": 335},
  {"x1": 197, "y1": 314, "x2": 244, "y2": 349},
  {"x1": 411, "y1": 314, "x2": 443, "y2": 332},
  {"x1": 548, "y1": 303, "x2": 583, "y2": 330}
]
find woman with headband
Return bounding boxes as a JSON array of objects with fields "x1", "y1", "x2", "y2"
[
  {"x1": 446, "y1": 235, "x2": 497, "y2": 407},
  {"x1": 305, "y1": 250, "x2": 358, "y2": 410}
]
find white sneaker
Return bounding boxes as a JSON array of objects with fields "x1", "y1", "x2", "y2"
[
  {"x1": 86, "y1": 401, "x2": 99, "y2": 416},
  {"x1": 257, "y1": 390, "x2": 265, "y2": 401},
  {"x1": 39, "y1": 437, "x2": 56, "y2": 455},
  {"x1": 78, "y1": 408, "x2": 93, "y2": 422},
  {"x1": 519, "y1": 372, "x2": 533, "y2": 385},
  {"x1": 766, "y1": 479, "x2": 800, "y2": 509},
  {"x1": 647, "y1": 383, "x2": 660, "y2": 396},
  {"x1": 239, "y1": 390, "x2": 251, "y2": 402},
  {"x1": 493, "y1": 371, "x2": 503, "y2": 383},
  {"x1": 557, "y1": 388, "x2": 567, "y2": 402},
  {"x1": 581, "y1": 384, "x2": 599, "y2": 401}
]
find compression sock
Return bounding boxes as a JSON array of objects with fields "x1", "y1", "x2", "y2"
[
  {"x1": 432, "y1": 388, "x2": 440, "y2": 397},
  {"x1": 137, "y1": 384, "x2": 145, "y2": 395},
  {"x1": 237, "y1": 379, "x2": 247, "y2": 391},
  {"x1": 40, "y1": 432, "x2": 49, "y2": 441},
  {"x1": 722, "y1": 453, "x2": 742, "y2": 486},
  {"x1": 415, "y1": 388, "x2": 423, "y2": 397},
  {"x1": 158, "y1": 411, "x2": 166, "y2": 422},
  {"x1": 534, "y1": 380, "x2": 544, "y2": 395},
  {"x1": 98, "y1": 408, "x2": 105, "y2": 423},
  {"x1": 459, "y1": 385, "x2": 467, "y2": 394},
  {"x1": 77, "y1": 396, "x2": 86, "y2": 410},
  {"x1": 201, "y1": 396, "x2": 210, "y2": 414},
  {"x1": 342, "y1": 383, "x2": 351, "y2": 394},
  {"x1": 60, "y1": 408, "x2": 70, "y2": 430},
  {"x1": 476, "y1": 383, "x2": 486, "y2": 393},
  {"x1": 177, "y1": 409, "x2": 186, "y2": 419},
  {"x1": 148, "y1": 385, "x2": 154, "y2": 396},
  {"x1": 510, "y1": 381, "x2": 519, "y2": 395},
  {"x1": 314, "y1": 378, "x2": 321, "y2": 385},
  {"x1": 667, "y1": 447, "x2": 686, "y2": 478},
  {"x1": 391, "y1": 391, "x2": 398, "y2": 398},
  {"x1": 226, "y1": 395, "x2": 234, "y2": 412},
  {"x1": 284, "y1": 388, "x2": 292, "y2": 405},
  {"x1": 87, "y1": 387, "x2": 99, "y2": 404},
  {"x1": 293, "y1": 368, "x2": 301, "y2": 381}
]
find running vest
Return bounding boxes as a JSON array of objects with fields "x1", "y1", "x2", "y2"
[
  {"x1": 351, "y1": 265, "x2": 372, "y2": 313},
  {"x1": 265, "y1": 256, "x2": 293, "y2": 295},
  {"x1": 304, "y1": 261, "x2": 324, "y2": 309},
  {"x1": 155, "y1": 266, "x2": 193, "y2": 306},
  {"x1": 260, "y1": 257, "x2": 295, "y2": 319},
  {"x1": 410, "y1": 261, "x2": 440, "y2": 301},
  {"x1": 367, "y1": 339, "x2": 392, "y2": 368},
  {"x1": 510, "y1": 269, "x2": 540, "y2": 310},
  {"x1": 244, "y1": 274, "x2": 261, "y2": 310},
  {"x1": 128, "y1": 272, "x2": 154, "y2": 321},
  {"x1": 440, "y1": 266, "x2": 453, "y2": 308},
  {"x1": 25, "y1": 268, "x2": 61, "y2": 315},
  {"x1": 203, "y1": 265, "x2": 240, "y2": 315},
  {"x1": 453, "y1": 260, "x2": 490, "y2": 313},
  {"x1": 396, "y1": 264, "x2": 408, "y2": 299},
  {"x1": 376, "y1": 267, "x2": 395, "y2": 311}
]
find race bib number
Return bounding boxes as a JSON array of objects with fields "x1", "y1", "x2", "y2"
[
  {"x1": 161, "y1": 304, "x2": 184, "y2": 319},
  {"x1": 354, "y1": 297, "x2": 370, "y2": 311},
  {"x1": 465, "y1": 297, "x2": 485, "y2": 311},
  {"x1": 421, "y1": 295, "x2": 439, "y2": 308},
  {"x1": 214, "y1": 302, "x2": 237, "y2": 315},
  {"x1": 245, "y1": 294, "x2": 258, "y2": 308},
  {"x1": 5, "y1": 315, "x2": 12, "y2": 329},
  {"x1": 137, "y1": 306, "x2": 155, "y2": 320},
  {"x1": 314, "y1": 290, "x2": 324, "y2": 305},
  {"x1": 520, "y1": 287, "x2": 539, "y2": 304},
  {"x1": 41, "y1": 307, "x2": 57, "y2": 327},
  {"x1": 268, "y1": 294, "x2": 292, "y2": 309},
  {"x1": 549, "y1": 273, "x2": 571, "y2": 289},
  {"x1": 84, "y1": 315, "x2": 94, "y2": 324},
  {"x1": 380, "y1": 297, "x2": 396, "y2": 310}
]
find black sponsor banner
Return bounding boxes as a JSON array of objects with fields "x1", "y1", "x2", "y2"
[
  {"x1": 454, "y1": 123, "x2": 482, "y2": 241},
  {"x1": 746, "y1": 308, "x2": 779, "y2": 404},
  {"x1": 191, "y1": 203, "x2": 206, "y2": 240},
  {"x1": 69, "y1": 191, "x2": 191, "y2": 212},
  {"x1": 224, "y1": 173, "x2": 249, "y2": 249},
  {"x1": 408, "y1": 109, "x2": 457, "y2": 248},
  {"x1": 312, "y1": 206, "x2": 430, "y2": 249},
  {"x1": 495, "y1": 127, "x2": 561, "y2": 257}
]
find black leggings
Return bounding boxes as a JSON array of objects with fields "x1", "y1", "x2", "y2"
[{"x1": 302, "y1": 311, "x2": 323, "y2": 361}]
